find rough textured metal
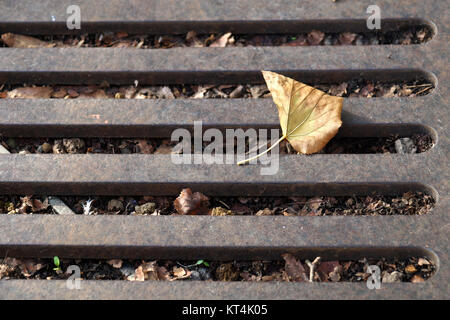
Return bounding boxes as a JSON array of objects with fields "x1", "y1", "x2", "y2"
[
  {"x1": 0, "y1": 0, "x2": 441, "y2": 34},
  {"x1": 0, "y1": 0, "x2": 448, "y2": 300},
  {"x1": 0, "y1": 48, "x2": 438, "y2": 85},
  {"x1": 0, "y1": 215, "x2": 446, "y2": 299},
  {"x1": 0, "y1": 97, "x2": 438, "y2": 138},
  {"x1": 0, "y1": 280, "x2": 444, "y2": 300},
  {"x1": 0, "y1": 154, "x2": 444, "y2": 196},
  {"x1": 0, "y1": 143, "x2": 73, "y2": 215}
]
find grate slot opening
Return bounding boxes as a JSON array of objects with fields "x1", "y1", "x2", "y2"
[
  {"x1": 0, "y1": 132, "x2": 435, "y2": 154},
  {"x1": 0, "y1": 24, "x2": 434, "y2": 48},
  {"x1": 0, "y1": 19, "x2": 435, "y2": 36},
  {"x1": 0, "y1": 246, "x2": 438, "y2": 283},
  {"x1": 0, "y1": 182, "x2": 437, "y2": 198},
  {"x1": 0, "y1": 79, "x2": 435, "y2": 99},
  {"x1": 0, "y1": 189, "x2": 435, "y2": 216},
  {"x1": 0, "y1": 69, "x2": 436, "y2": 87},
  {"x1": 0, "y1": 255, "x2": 436, "y2": 283}
]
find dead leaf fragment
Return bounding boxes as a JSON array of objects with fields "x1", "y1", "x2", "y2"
[
  {"x1": 307, "y1": 30, "x2": 325, "y2": 45},
  {"x1": 411, "y1": 275, "x2": 425, "y2": 283},
  {"x1": 255, "y1": 208, "x2": 273, "y2": 216},
  {"x1": 282, "y1": 253, "x2": 308, "y2": 282},
  {"x1": 317, "y1": 261, "x2": 341, "y2": 282},
  {"x1": 18, "y1": 259, "x2": 44, "y2": 277},
  {"x1": 307, "y1": 197, "x2": 322, "y2": 211},
  {"x1": 7, "y1": 86, "x2": 53, "y2": 99},
  {"x1": 136, "y1": 140, "x2": 154, "y2": 154},
  {"x1": 338, "y1": 32, "x2": 357, "y2": 45},
  {"x1": 418, "y1": 258, "x2": 430, "y2": 266},
  {"x1": 174, "y1": 188, "x2": 210, "y2": 215},
  {"x1": 127, "y1": 266, "x2": 145, "y2": 281},
  {"x1": 262, "y1": 71, "x2": 343, "y2": 154},
  {"x1": 210, "y1": 32, "x2": 232, "y2": 47},
  {"x1": 172, "y1": 266, "x2": 191, "y2": 280},
  {"x1": 1, "y1": 33, "x2": 55, "y2": 48},
  {"x1": 20, "y1": 196, "x2": 49, "y2": 213},
  {"x1": 107, "y1": 259, "x2": 123, "y2": 269}
]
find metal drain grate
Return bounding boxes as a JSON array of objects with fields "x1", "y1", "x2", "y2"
[{"x1": 0, "y1": 0, "x2": 448, "y2": 300}]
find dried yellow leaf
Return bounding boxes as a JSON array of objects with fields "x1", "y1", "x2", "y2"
[
  {"x1": 262, "y1": 70, "x2": 343, "y2": 154},
  {"x1": 237, "y1": 71, "x2": 343, "y2": 165}
]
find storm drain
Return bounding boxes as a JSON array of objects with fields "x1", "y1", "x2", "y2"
[{"x1": 0, "y1": 0, "x2": 448, "y2": 299}]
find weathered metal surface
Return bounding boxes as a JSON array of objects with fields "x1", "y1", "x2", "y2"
[
  {"x1": 0, "y1": 97, "x2": 438, "y2": 138},
  {"x1": 0, "y1": 154, "x2": 446, "y2": 196},
  {"x1": 0, "y1": 279, "x2": 449, "y2": 300},
  {"x1": 0, "y1": 281, "x2": 445, "y2": 300},
  {"x1": 0, "y1": 47, "x2": 440, "y2": 85},
  {"x1": 0, "y1": 0, "x2": 443, "y2": 34},
  {"x1": 0, "y1": 215, "x2": 447, "y2": 299},
  {"x1": 0, "y1": 0, "x2": 448, "y2": 300},
  {"x1": 0, "y1": 215, "x2": 445, "y2": 259}
]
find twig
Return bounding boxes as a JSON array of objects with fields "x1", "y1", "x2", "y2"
[
  {"x1": 218, "y1": 200, "x2": 230, "y2": 209},
  {"x1": 404, "y1": 83, "x2": 433, "y2": 88},
  {"x1": 305, "y1": 257, "x2": 321, "y2": 282},
  {"x1": 237, "y1": 135, "x2": 286, "y2": 165},
  {"x1": 414, "y1": 86, "x2": 433, "y2": 96}
]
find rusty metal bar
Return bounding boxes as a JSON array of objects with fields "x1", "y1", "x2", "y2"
[
  {"x1": 0, "y1": 0, "x2": 447, "y2": 301},
  {"x1": 0, "y1": 280, "x2": 446, "y2": 300},
  {"x1": 0, "y1": 153, "x2": 445, "y2": 196},
  {"x1": 0, "y1": 47, "x2": 443, "y2": 85},
  {"x1": 0, "y1": 97, "x2": 439, "y2": 138},
  {"x1": 0, "y1": 0, "x2": 443, "y2": 35}
]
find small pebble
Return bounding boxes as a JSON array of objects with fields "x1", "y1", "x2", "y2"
[
  {"x1": 189, "y1": 270, "x2": 201, "y2": 280},
  {"x1": 134, "y1": 202, "x2": 156, "y2": 215},
  {"x1": 382, "y1": 271, "x2": 403, "y2": 283},
  {"x1": 53, "y1": 140, "x2": 66, "y2": 154},
  {"x1": 63, "y1": 138, "x2": 85, "y2": 154},
  {"x1": 323, "y1": 36, "x2": 333, "y2": 46},
  {"x1": 107, "y1": 199, "x2": 124, "y2": 212},
  {"x1": 42, "y1": 142, "x2": 53, "y2": 153},
  {"x1": 197, "y1": 267, "x2": 212, "y2": 280},
  {"x1": 395, "y1": 138, "x2": 417, "y2": 154}
]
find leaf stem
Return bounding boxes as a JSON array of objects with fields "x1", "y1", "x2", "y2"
[{"x1": 237, "y1": 135, "x2": 286, "y2": 165}]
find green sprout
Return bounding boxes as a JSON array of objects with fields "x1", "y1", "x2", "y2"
[
  {"x1": 177, "y1": 259, "x2": 210, "y2": 269},
  {"x1": 53, "y1": 256, "x2": 61, "y2": 271},
  {"x1": 195, "y1": 259, "x2": 210, "y2": 267}
]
